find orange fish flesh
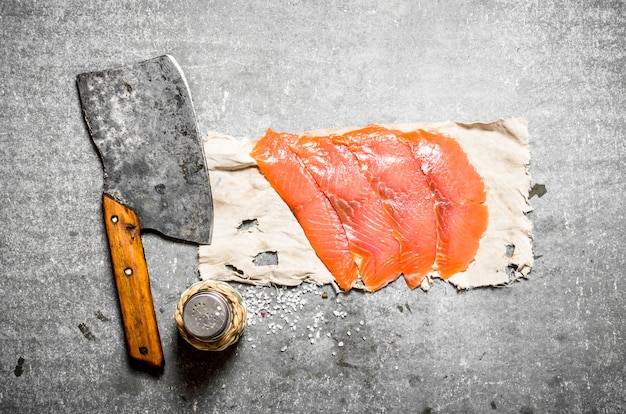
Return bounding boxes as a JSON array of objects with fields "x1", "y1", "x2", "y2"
[
  {"x1": 332, "y1": 125, "x2": 437, "y2": 289},
  {"x1": 250, "y1": 126, "x2": 488, "y2": 290},
  {"x1": 250, "y1": 130, "x2": 359, "y2": 290},
  {"x1": 291, "y1": 134, "x2": 403, "y2": 292}
]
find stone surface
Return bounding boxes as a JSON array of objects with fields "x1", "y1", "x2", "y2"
[{"x1": 0, "y1": 0, "x2": 624, "y2": 412}]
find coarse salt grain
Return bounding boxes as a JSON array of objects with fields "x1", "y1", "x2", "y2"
[{"x1": 241, "y1": 284, "x2": 364, "y2": 351}]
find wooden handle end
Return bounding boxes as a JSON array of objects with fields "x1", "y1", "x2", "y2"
[{"x1": 102, "y1": 194, "x2": 164, "y2": 369}]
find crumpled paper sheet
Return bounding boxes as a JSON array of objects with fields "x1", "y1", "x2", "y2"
[{"x1": 198, "y1": 118, "x2": 533, "y2": 290}]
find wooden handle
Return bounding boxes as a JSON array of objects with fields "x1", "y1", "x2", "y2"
[{"x1": 102, "y1": 194, "x2": 164, "y2": 369}]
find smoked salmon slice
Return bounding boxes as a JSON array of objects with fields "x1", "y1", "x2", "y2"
[
  {"x1": 290, "y1": 135, "x2": 403, "y2": 292},
  {"x1": 250, "y1": 130, "x2": 359, "y2": 291},
  {"x1": 404, "y1": 129, "x2": 486, "y2": 203},
  {"x1": 332, "y1": 126, "x2": 437, "y2": 289},
  {"x1": 435, "y1": 201, "x2": 489, "y2": 278},
  {"x1": 401, "y1": 129, "x2": 488, "y2": 279}
]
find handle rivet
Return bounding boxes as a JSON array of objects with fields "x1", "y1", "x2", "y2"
[
  {"x1": 124, "y1": 268, "x2": 133, "y2": 276},
  {"x1": 111, "y1": 215, "x2": 119, "y2": 224}
]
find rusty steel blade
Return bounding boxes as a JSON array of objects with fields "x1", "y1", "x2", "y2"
[{"x1": 77, "y1": 55, "x2": 213, "y2": 244}]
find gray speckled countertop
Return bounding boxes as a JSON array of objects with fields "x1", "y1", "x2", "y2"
[{"x1": 1, "y1": 1, "x2": 624, "y2": 412}]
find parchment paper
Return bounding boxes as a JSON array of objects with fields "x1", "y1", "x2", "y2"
[{"x1": 198, "y1": 118, "x2": 533, "y2": 290}]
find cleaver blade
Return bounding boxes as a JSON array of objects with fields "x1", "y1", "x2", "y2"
[{"x1": 77, "y1": 55, "x2": 213, "y2": 244}]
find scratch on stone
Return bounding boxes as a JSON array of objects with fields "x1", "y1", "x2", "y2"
[
  {"x1": 94, "y1": 310, "x2": 110, "y2": 322},
  {"x1": 222, "y1": 90, "x2": 229, "y2": 113},
  {"x1": 14, "y1": 357, "x2": 24, "y2": 377},
  {"x1": 78, "y1": 323, "x2": 96, "y2": 341}
]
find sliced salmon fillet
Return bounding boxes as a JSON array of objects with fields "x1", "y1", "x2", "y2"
[
  {"x1": 250, "y1": 130, "x2": 359, "y2": 291},
  {"x1": 333, "y1": 125, "x2": 437, "y2": 289},
  {"x1": 401, "y1": 129, "x2": 488, "y2": 278},
  {"x1": 291, "y1": 135, "x2": 403, "y2": 292},
  {"x1": 404, "y1": 129, "x2": 486, "y2": 203},
  {"x1": 435, "y1": 201, "x2": 489, "y2": 278},
  {"x1": 251, "y1": 125, "x2": 488, "y2": 290}
]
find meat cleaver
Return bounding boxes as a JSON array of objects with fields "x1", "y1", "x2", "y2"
[{"x1": 76, "y1": 55, "x2": 213, "y2": 369}]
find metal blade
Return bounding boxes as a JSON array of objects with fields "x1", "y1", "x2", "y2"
[{"x1": 77, "y1": 55, "x2": 213, "y2": 244}]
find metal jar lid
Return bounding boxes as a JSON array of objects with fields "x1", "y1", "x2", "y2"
[{"x1": 182, "y1": 291, "x2": 233, "y2": 342}]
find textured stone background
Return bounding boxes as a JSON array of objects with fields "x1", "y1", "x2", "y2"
[{"x1": 1, "y1": 1, "x2": 624, "y2": 412}]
